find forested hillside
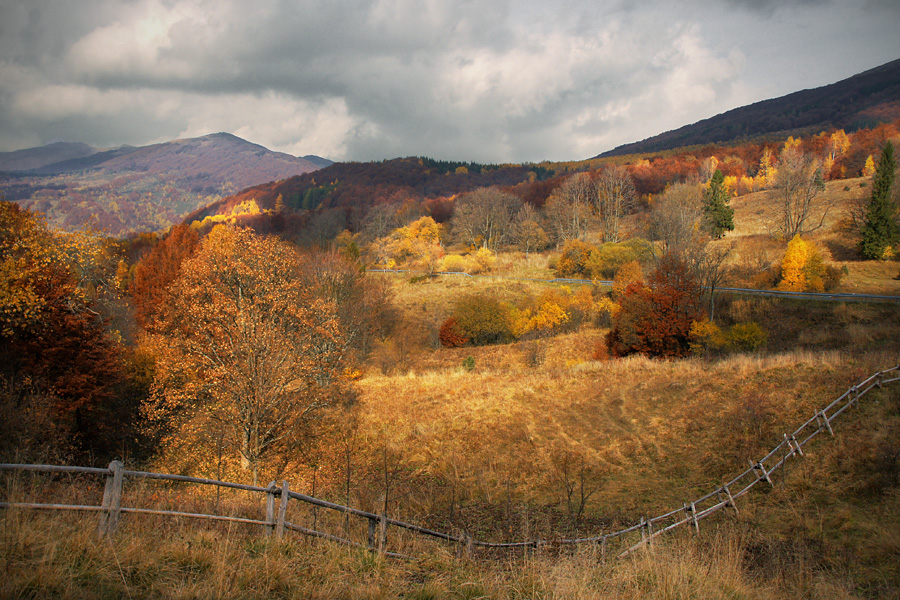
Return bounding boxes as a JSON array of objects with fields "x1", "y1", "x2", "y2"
[{"x1": 0, "y1": 133, "x2": 329, "y2": 236}]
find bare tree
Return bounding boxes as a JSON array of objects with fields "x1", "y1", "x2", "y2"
[
  {"x1": 648, "y1": 182, "x2": 733, "y2": 317},
  {"x1": 511, "y1": 203, "x2": 550, "y2": 255},
  {"x1": 360, "y1": 203, "x2": 402, "y2": 243},
  {"x1": 544, "y1": 172, "x2": 595, "y2": 243},
  {"x1": 451, "y1": 187, "x2": 522, "y2": 249},
  {"x1": 694, "y1": 242, "x2": 734, "y2": 320},
  {"x1": 774, "y1": 147, "x2": 828, "y2": 238},
  {"x1": 648, "y1": 182, "x2": 705, "y2": 258},
  {"x1": 595, "y1": 166, "x2": 636, "y2": 243}
]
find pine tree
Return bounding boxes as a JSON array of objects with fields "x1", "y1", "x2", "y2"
[
  {"x1": 859, "y1": 142, "x2": 898, "y2": 260},
  {"x1": 702, "y1": 170, "x2": 734, "y2": 238}
]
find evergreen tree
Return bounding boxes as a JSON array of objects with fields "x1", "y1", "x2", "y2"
[
  {"x1": 859, "y1": 141, "x2": 898, "y2": 260},
  {"x1": 702, "y1": 170, "x2": 734, "y2": 238}
]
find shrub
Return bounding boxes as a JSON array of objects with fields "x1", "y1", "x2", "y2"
[
  {"x1": 586, "y1": 239, "x2": 653, "y2": 280},
  {"x1": 606, "y1": 255, "x2": 704, "y2": 358},
  {"x1": 439, "y1": 317, "x2": 469, "y2": 348},
  {"x1": 612, "y1": 260, "x2": 645, "y2": 299},
  {"x1": 554, "y1": 240, "x2": 595, "y2": 278},
  {"x1": 595, "y1": 296, "x2": 620, "y2": 328},
  {"x1": 452, "y1": 294, "x2": 516, "y2": 346},
  {"x1": 469, "y1": 247, "x2": 496, "y2": 274},
  {"x1": 441, "y1": 254, "x2": 469, "y2": 273},
  {"x1": 728, "y1": 322, "x2": 768, "y2": 352},
  {"x1": 688, "y1": 318, "x2": 727, "y2": 356}
]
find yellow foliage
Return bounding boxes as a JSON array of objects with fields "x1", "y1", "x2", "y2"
[
  {"x1": 863, "y1": 155, "x2": 876, "y2": 177},
  {"x1": 376, "y1": 216, "x2": 445, "y2": 274},
  {"x1": 612, "y1": 260, "x2": 644, "y2": 299},
  {"x1": 777, "y1": 235, "x2": 827, "y2": 292},
  {"x1": 469, "y1": 247, "x2": 496, "y2": 274},
  {"x1": 441, "y1": 254, "x2": 469, "y2": 273},
  {"x1": 723, "y1": 175, "x2": 738, "y2": 197},
  {"x1": 688, "y1": 319, "x2": 726, "y2": 356},
  {"x1": 596, "y1": 296, "x2": 621, "y2": 321}
]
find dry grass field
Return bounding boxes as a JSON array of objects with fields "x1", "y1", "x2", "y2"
[{"x1": 2, "y1": 176, "x2": 899, "y2": 598}]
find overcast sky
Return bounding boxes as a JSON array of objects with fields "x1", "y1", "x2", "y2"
[{"x1": 1, "y1": 0, "x2": 898, "y2": 163}]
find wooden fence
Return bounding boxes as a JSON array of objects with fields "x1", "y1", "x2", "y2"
[{"x1": 2, "y1": 364, "x2": 898, "y2": 559}]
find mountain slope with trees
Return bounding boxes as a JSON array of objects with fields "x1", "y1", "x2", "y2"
[{"x1": 0, "y1": 133, "x2": 331, "y2": 236}]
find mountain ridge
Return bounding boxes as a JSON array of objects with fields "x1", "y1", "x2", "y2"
[
  {"x1": 0, "y1": 133, "x2": 332, "y2": 235},
  {"x1": 596, "y1": 57, "x2": 900, "y2": 158}
]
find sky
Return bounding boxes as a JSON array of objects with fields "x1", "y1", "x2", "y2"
[{"x1": 1, "y1": 0, "x2": 898, "y2": 164}]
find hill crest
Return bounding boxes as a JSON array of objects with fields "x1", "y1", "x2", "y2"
[{"x1": 597, "y1": 57, "x2": 900, "y2": 158}]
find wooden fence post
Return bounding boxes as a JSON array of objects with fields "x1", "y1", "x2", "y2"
[
  {"x1": 817, "y1": 411, "x2": 834, "y2": 436},
  {"x1": 751, "y1": 461, "x2": 774, "y2": 487},
  {"x1": 367, "y1": 517, "x2": 377, "y2": 550},
  {"x1": 378, "y1": 514, "x2": 387, "y2": 555},
  {"x1": 276, "y1": 480, "x2": 290, "y2": 540},
  {"x1": 265, "y1": 481, "x2": 277, "y2": 537},
  {"x1": 721, "y1": 484, "x2": 739, "y2": 516},
  {"x1": 97, "y1": 460, "x2": 124, "y2": 538}
]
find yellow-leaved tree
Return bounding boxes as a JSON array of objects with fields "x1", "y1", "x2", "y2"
[
  {"x1": 777, "y1": 235, "x2": 827, "y2": 292},
  {"x1": 144, "y1": 225, "x2": 351, "y2": 485},
  {"x1": 374, "y1": 216, "x2": 444, "y2": 275}
]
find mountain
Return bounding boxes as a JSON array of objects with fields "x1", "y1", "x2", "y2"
[
  {"x1": 597, "y1": 57, "x2": 900, "y2": 158},
  {"x1": 0, "y1": 141, "x2": 98, "y2": 172},
  {"x1": 0, "y1": 133, "x2": 332, "y2": 236}
]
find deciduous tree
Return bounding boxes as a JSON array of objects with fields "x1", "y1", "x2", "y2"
[
  {"x1": 605, "y1": 254, "x2": 703, "y2": 358},
  {"x1": 146, "y1": 226, "x2": 351, "y2": 485},
  {"x1": 773, "y1": 147, "x2": 827, "y2": 238},
  {"x1": 595, "y1": 166, "x2": 636, "y2": 243},
  {"x1": 451, "y1": 187, "x2": 522, "y2": 250},
  {"x1": 544, "y1": 173, "x2": 594, "y2": 243}
]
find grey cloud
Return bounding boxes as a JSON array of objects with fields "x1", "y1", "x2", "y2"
[{"x1": 0, "y1": 0, "x2": 897, "y2": 162}]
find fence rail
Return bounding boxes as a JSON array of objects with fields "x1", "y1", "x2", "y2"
[{"x1": 2, "y1": 364, "x2": 898, "y2": 559}]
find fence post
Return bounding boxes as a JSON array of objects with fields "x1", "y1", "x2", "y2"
[
  {"x1": 751, "y1": 460, "x2": 774, "y2": 487},
  {"x1": 689, "y1": 502, "x2": 699, "y2": 532},
  {"x1": 817, "y1": 411, "x2": 834, "y2": 436},
  {"x1": 97, "y1": 460, "x2": 124, "y2": 538},
  {"x1": 276, "y1": 480, "x2": 290, "y2": 540},
  {"x1": 265, "y1": 481, "x2": 277, "y2": 537},
  {"x1": 784, "y1": 433, "x2": 803, "y2": 457},
  {"x1": 367, "y1": 517, "x2": 377, "y2": 550},
  {"x1": 377, "y1": 513, "x2": 387, "y2": 554},
  {"x1": 721, "y1": 484, "x2": 739, "y2": 515}
]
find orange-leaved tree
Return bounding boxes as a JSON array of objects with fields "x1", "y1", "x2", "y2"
[
  {"x1": 145, "y1": 225, "x2": 351, "y2": 484},
  {"x1": 129, "y1": 223, "x2": 199, "y2": 328},
  {"x1": 0, "y1": 201, "x2": 133, "y2": 461}
]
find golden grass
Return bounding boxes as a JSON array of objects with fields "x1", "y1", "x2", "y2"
[{"x1": 1, "y1": 507, "x2": 873, "y2": 599}]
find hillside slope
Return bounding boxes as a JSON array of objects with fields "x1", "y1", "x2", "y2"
[
  {"x1": 598, "y1": 58, "x2": 900, "y2": 158},
  {"x1": 0, "y1": 133, "x2": 331, "y2": 236},
  {"x1": 0, "y1": 141, "x2": 97, "y2": 172}
]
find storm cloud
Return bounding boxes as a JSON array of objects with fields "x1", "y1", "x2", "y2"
[{"x1": 0, "y1": 0, "x2": 897, "y2": 162}]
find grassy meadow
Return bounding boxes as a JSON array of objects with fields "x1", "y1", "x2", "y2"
[{"x1": 3, "y1": 173, "x2": 900, "y2": 599}]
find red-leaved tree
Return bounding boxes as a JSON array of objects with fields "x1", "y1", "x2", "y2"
[{"x1": 606, "y1": 254, "x2": 704, "y2": 358}]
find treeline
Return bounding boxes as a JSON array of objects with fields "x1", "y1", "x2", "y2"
[
  {"x1": 184, "y1": 120, "x2": 900, "y2": 249},
  {"x1": 0, "y1": 204, "x2": 394, "y2": 475}
]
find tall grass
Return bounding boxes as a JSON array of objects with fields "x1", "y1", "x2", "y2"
[{"x1": 2, "y1": 507, "x2": 873, "y2": 599}]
